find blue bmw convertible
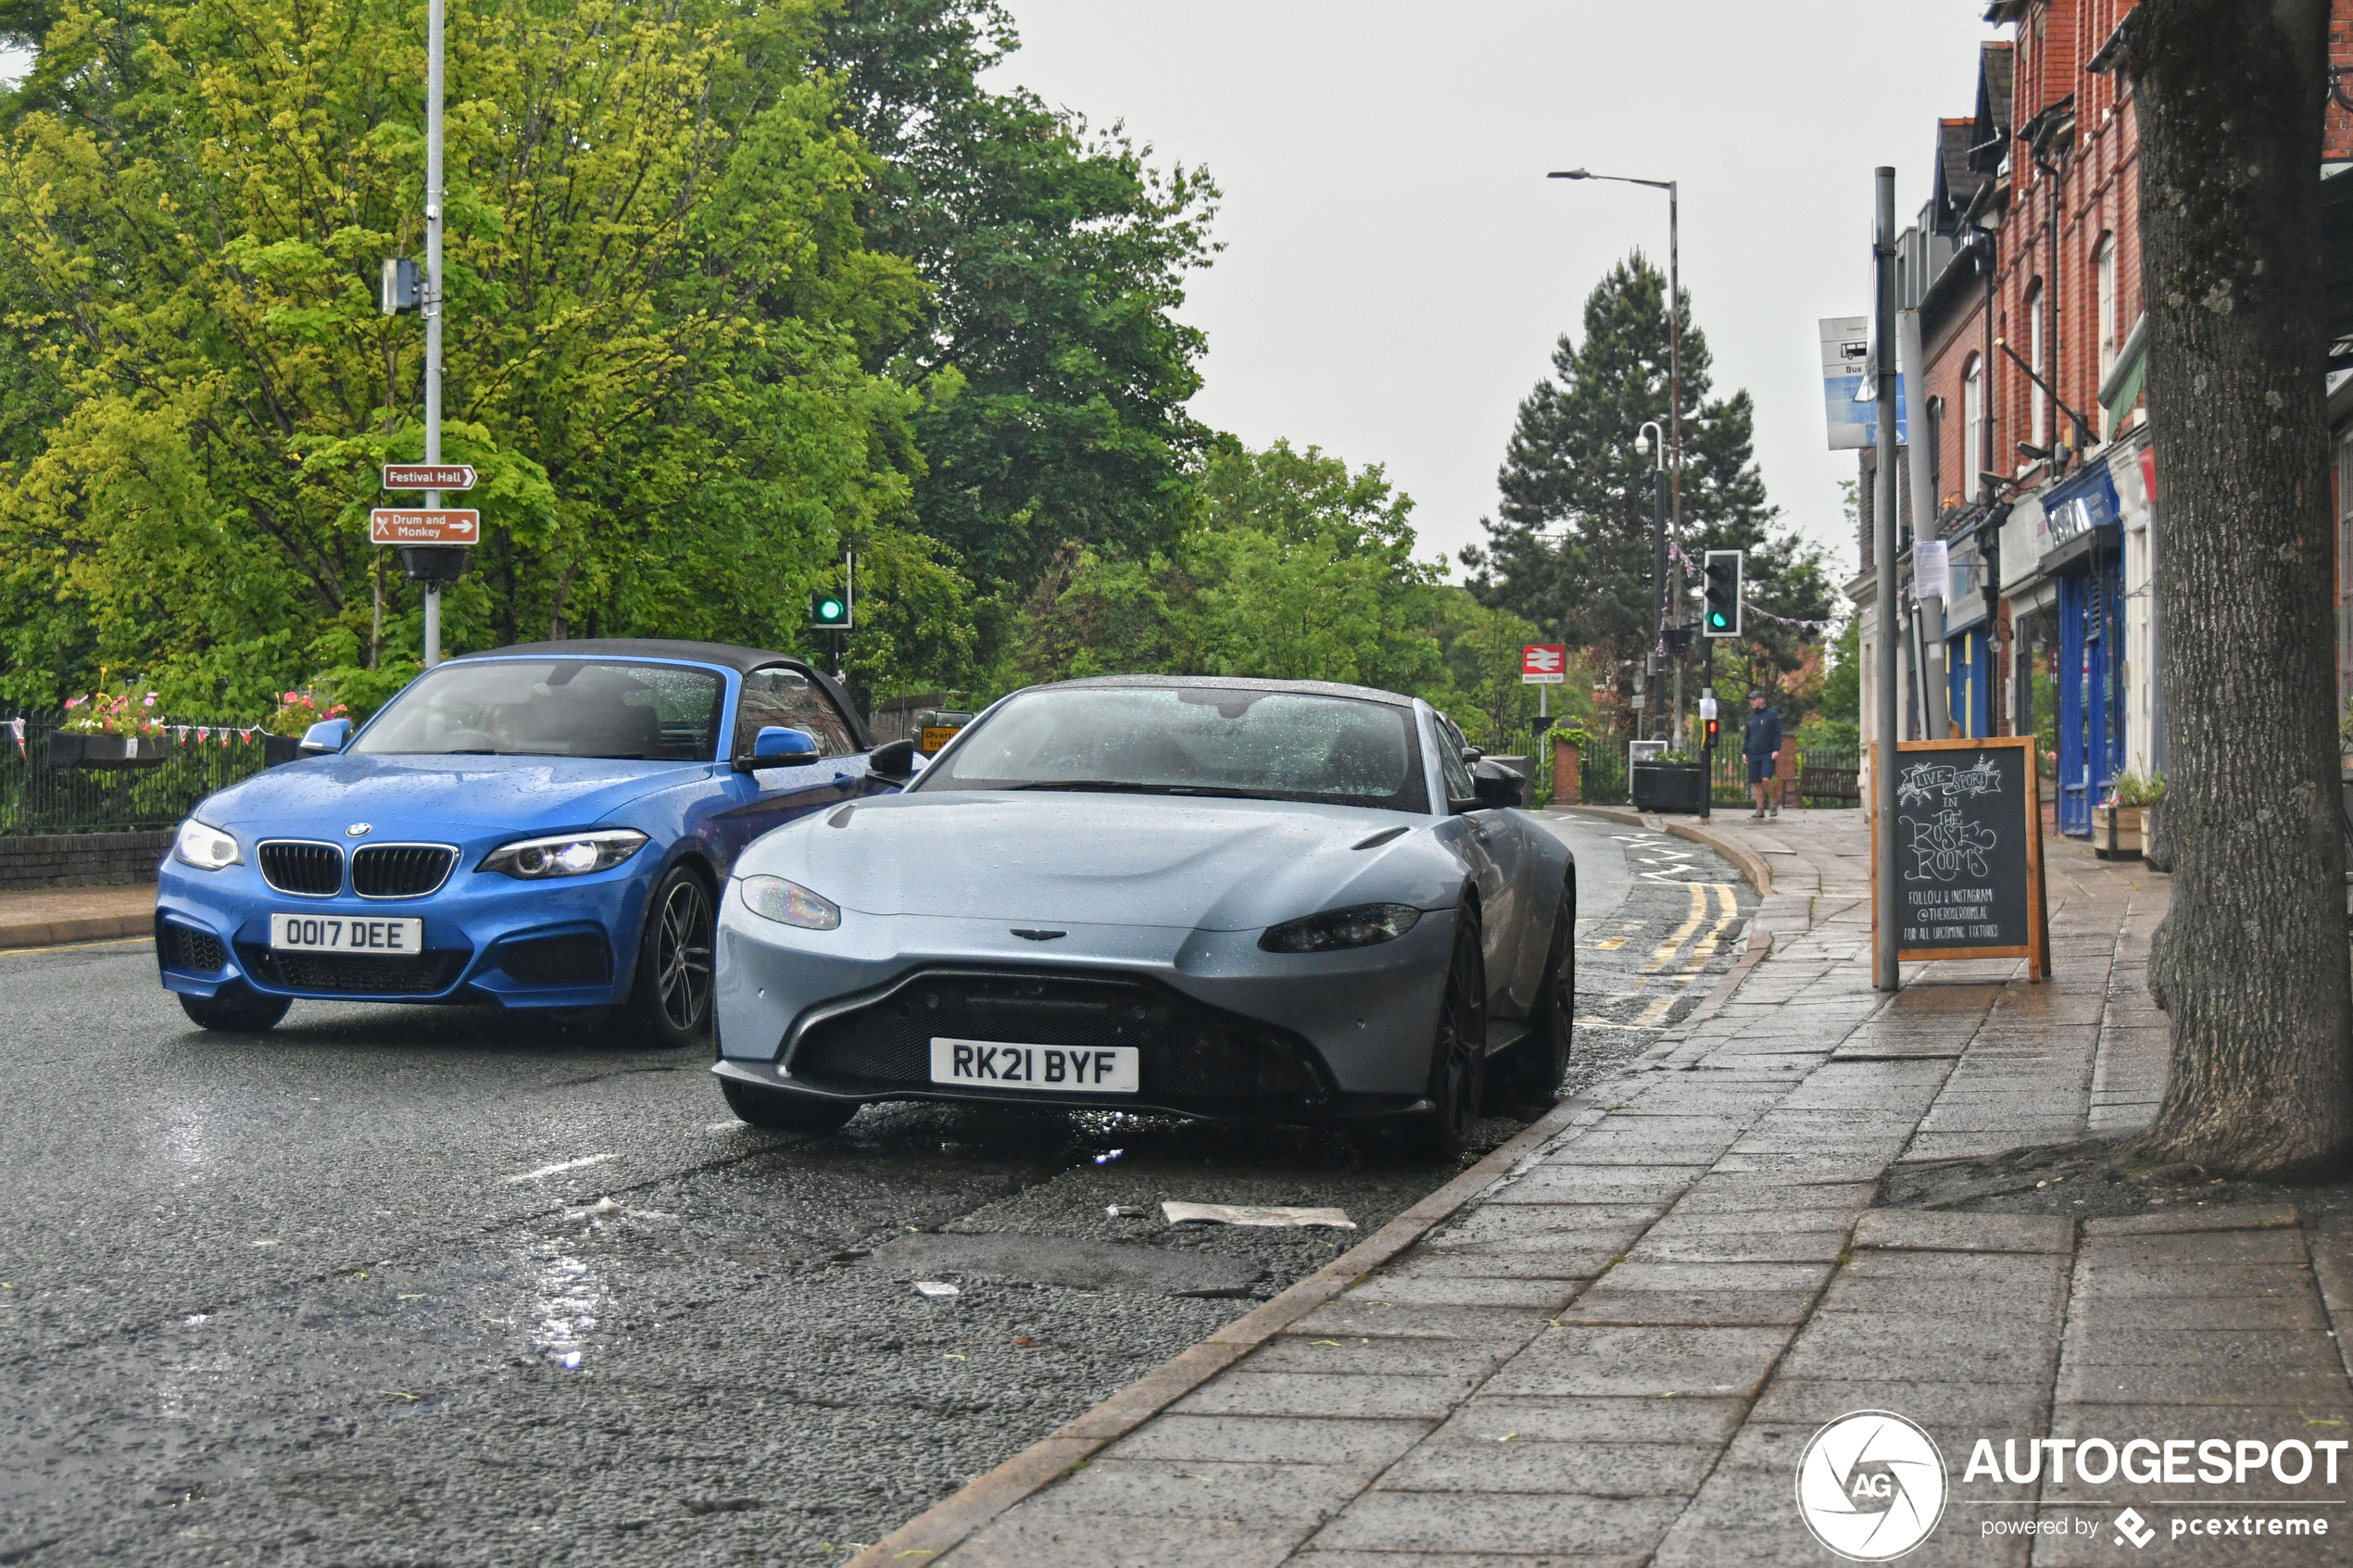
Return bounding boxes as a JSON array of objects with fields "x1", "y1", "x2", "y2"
[{"x1": 154, "y1": 639, "x2": 915, "y2": 1041}]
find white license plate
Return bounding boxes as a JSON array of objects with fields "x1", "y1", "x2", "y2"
[
  {"x1": 928, "y1": 1037, "x2": 1139, "y2": 1095},
  {"x1": 269, "y1": 913, "x2": 424, "y2": 953}
]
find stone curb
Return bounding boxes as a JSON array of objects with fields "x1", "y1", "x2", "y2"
[
  {"x1": 841, "y1": 1089, "x2": 1598, "y2": 1568},
  {"x1": 1553, "y1": 803, "x2": 1775, "y2": 899},
  {"x1": 0, "y1": 912, "x2": 152, "y2": 951}
]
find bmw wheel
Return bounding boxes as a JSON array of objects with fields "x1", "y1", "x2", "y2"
[
  {"x1": 1492, "y1": 882, "x2": 1574, "y2": 1106},
  {"x1": 179, "y1": 984, "x2": 293, "y2": 1033},
  {"x1": 628, "y1": 865, "x2": 715, "y2": 1047},
  {"x1": 1410, "y1": 906, "x2": 1488, "y2": 1159}
]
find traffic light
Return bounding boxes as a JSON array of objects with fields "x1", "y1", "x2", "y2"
[
  {"x1": 808, "y1": 588, "x2": 851, "y2": 630},
  {"x1": 1704, "y1": 715, "x2": 1721, "y2": 747},
  {"x1": 1702, "y1": 549, "x2": 1743, "y2": 637}
]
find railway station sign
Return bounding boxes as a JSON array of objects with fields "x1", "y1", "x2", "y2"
[
  {"x1": 382, "y1": 464, "x2": 477, "y2": 491},
  {"x1": 1870, "y1": 735, "x2": 2050, "y2": 980},
  {"x1": 1520, "y1": 644, "x2": 1567, "y2": 684},
  {"x1": 370, "y1": 508, "x2": 480, "y2": 545}
]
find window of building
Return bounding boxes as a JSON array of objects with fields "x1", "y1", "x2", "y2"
[
  {"x1": 1963, "y1": 354, "x2": 1984, "y2": 496},
  {"x1": 2095, "y1": 235, "x2": 2120, "y2": 388},
  {"x1": 2027, "y1": 282, "x2": 2047, "y2": 450}
]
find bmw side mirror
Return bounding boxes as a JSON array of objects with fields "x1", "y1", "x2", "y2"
[
  {"x1": 868, "y1": 737, "x2": 918, "y2": 782},
  {"x1": 737, "y1": 725, "x2": 820, "y2": 771},
  {"x1": 299, "y1": 718, "x2": 351, "y2": 755}
]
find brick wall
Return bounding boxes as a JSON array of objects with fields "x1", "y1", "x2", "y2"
[{"x1": 0, "y1": 832, "x2": 173, "y2": 892}]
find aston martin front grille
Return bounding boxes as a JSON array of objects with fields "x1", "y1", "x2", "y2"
[
  {"x1": 350, "y1": 844, "x2": 457, "y2": 898},
  {"x1": 786, "y1": 969, "x2": 1330, "y2": 1107},
  {"x1": 258, "y1": 841, "x2": 344, "y2": 897}
]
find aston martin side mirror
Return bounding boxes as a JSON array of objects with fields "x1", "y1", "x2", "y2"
[
  {"x1": 1472, "y1": 763, "x2": 1526, "y2": 809},
  {"x1": 868, "y1": 737, "x2": 918, "y2": 782},
  {"x1": 736, "y1": 725, "x2": 820, "y2": 771},
  {"x1": 298, "y1": 718, "x2": 351, "y2": 755}
]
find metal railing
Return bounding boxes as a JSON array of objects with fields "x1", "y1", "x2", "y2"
[{"x1": 1, "y1": 717, "x2": 275, "y2": 836}]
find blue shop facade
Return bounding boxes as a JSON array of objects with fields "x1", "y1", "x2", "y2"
[{"x1": 1994, "y1": 425, "x2": 2160, "y2": 838}]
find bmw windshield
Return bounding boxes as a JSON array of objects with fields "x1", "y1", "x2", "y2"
[
  {"x1": 353, "y1": 659, "x2": 726, "y2": 760},
  {"x1": 912, "y1": 685, "x2": 1428, "y2": 810}
]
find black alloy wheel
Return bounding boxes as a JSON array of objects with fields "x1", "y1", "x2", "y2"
[
  {"x1": 629, "y1": 865, "x2": 715, "y2": 1047},
  {"x1": 1411, "y1": 906, "x2": 1489, "y2": 1159},
  {"x1": 720, "y1": 1076, "x2": 858, "y2": 1134},
  {"x1": 1492, "y1": 883, "x2": 1575, "y2": 1107},
  {"x1": 179, "y1": 983, "x2": 293, "y2": 1033}
]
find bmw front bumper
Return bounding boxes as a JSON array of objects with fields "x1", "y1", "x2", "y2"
[
  {"x1": 710, "y1": 882, "x2": 1460, "y2": 1119},
  {"x1": 154, "y1": 850, "x2": 665, "y2": 1009}
]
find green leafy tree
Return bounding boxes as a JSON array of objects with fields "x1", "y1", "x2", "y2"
[
  {"x1": 1462, "y1": 254, "x2": 1831, "y2": 725},
  {"x1": 0, "y1": 0, "x2": 950, "y2": 713},
  {"x1": 816, "y1": 0, "x2": 1218, "y2": 599},
  {"x1": 1013, "y1": 440, "x2": 1448, "y2": 697}
]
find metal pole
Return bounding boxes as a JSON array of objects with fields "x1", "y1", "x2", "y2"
[
  {"x1": 1652, "y1": 469, "x2": 1668, "y2": 741},
  {"x1": 1667, "y1": 182, "x2": 1680, "y2": 551},
  {"x1": 1899, "y1": 305, "x2": 1949, "y2": 737},
  {"x1": 1873, "y1": 168, "x2": 1902, "y2": 992},
  {"x1": 1699, "y1": 642, "x2": 1714, "y2": 822},
  {"x1": 422, "y1": 0, "x2": 445, "y2": 667}
]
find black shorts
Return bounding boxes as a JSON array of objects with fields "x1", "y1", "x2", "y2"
[{"x1": 1747, "y1": 754, "x2": 1771, "y2": 784}]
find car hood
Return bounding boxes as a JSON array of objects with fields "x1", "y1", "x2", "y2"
[
  {"x1": 734, "y1": 790, "x2": 1468, "y2": 931},
  {"x1": 195, "y1": 752, "x2": 711, "y2": 836}
]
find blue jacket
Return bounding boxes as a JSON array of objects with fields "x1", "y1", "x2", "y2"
[{"x1": 1743, "y1": 706, "x2": 1781, "y2": 759}]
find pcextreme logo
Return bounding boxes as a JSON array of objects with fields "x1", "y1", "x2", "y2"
[{"x1": 1795, "y1": 1410, "x2": 1948, "y2": 1562}]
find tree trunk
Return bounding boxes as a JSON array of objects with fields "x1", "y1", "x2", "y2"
[{"x1": 2130, "y1": 0, "x2": 2352, "y2": 1179}]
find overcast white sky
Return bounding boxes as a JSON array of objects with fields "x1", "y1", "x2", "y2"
[{"x1": 988, "y1": 0, "x2": 2003, "y2": 580}]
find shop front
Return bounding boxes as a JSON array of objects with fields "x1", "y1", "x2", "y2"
[{"x1": 2040, "y1": 461, "x2": 2127, "y2": 837}]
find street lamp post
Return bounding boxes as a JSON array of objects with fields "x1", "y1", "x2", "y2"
[
  {"x1": 1636, "y1": 420, "x2": 1667, "y2": 743},
  {"x1": 1554, "y1": 168, "x2": 1682, "y2": 747},
  {"x1": 1550, "y1": 169, "x2": 1680, "y2": 543}
]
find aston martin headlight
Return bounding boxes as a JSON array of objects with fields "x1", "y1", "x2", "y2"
[
  {"x1": 171, "y1": 818, "x2": 242, "y2": 871},
  {"x1": 739, "y1": 875, "x2": 841, "y2": 930},
  {"x1": 478, "y1": 829, "x2": 648, "y2": 880},
  {"x1": 1259, "y1": 902, "x2": 1422, "y2": 953}
]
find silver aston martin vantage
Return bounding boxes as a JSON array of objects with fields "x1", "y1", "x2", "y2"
[{"x1": 708, "y1": 674, "x2": 1575, "y2": 1153}]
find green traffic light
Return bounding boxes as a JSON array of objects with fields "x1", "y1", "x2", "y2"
[{"x1": 819, "y1": 598, "x2": 843, "y2": 621}]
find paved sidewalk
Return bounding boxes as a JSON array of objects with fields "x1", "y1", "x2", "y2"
[
  {"x1": 0, "y1": 883, "x2": 155, "y2": 949},
  {"x1": 868, "y1": 811, "x2": 2353, "y2": 1566}
]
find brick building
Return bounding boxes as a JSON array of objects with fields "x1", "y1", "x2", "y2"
[{"x1": 1851, "y1": 0, "x2": 2353, "y2": 838}]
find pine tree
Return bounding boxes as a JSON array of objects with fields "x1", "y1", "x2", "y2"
[{"x1": 1462, "y1": 255, "x2": 1830, "y2": 726}]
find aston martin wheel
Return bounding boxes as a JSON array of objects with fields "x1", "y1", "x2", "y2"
[
  {"x1": 721, "y1": 1077, "x2": 858, "y2": 1134},
  {"x1": 629, "y1": 864, "x2": 715, "y2": 1047},
  {"x1": 1492, "y1": 883, "x2": 1574, "y2": 1106},
  {"x1": 178, "y1": 984, "x2": 292, "y2": 1033},
  {"x1": 1410, "y1": 907, "x2": 1488, "y2": 1159}
]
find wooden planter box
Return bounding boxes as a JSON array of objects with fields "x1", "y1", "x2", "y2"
[
  {"x1": 47, "y1": 732, "x2": 170, "y2": 770},
  {"x1": 2092, "y1": 804, "x2": 2145, "y2": 860}
]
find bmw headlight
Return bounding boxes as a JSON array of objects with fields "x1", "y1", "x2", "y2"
[
  {"x1": 172, "y1": 818, "x2": 242, "y2": 871},
  {"x1": 478, "y1": 829, "x2": 648, "y2": 880},
  {"x1": 1259, "y1": 902, "x2": 1422, "y2": 953},
  {"x1": 739, "y1": 875, "x2": 841, "y2": 930}
]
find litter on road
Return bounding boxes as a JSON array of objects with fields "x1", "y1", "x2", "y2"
[
  {"x1": 1161, "y1": 1202, "x2": 1356, "y2": 1229},
  {"x1": 1104, "y1": 1205, "x2": 1148, "y2": 1218},
  {"x1": 912, "y1": 1281, "x2": 961, "y2": 1299}
]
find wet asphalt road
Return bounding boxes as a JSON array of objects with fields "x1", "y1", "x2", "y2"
[{"x1": 0, "y1": 810, "x2": 1753, "y2": 1567}]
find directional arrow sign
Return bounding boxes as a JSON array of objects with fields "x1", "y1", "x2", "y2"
[
  {"x1": 1520, "y1": 643, "x2": 1567, "y2": 684},
  {"x1": 382, "y1": 463, "x2": 477, "y2": 491},
  {"x1": 371, "y1": 508, "x2": 480, "y2": 545}
]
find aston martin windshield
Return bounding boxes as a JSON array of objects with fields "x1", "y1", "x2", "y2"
[
  {"x1": 352, "y1": 659, "x2": 725, "y2": 760},
  {"x1": 914, "y1": 686, "x2": 1426, "y2": 809}
]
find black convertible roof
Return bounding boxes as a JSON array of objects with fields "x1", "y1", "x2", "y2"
[
  {"x1": 1044, "y1": 673, "x2": 1417, "y2": 709},
  {"x1": 452, "y1": 638, "x2": 801, "y2": 675},
  {"x1": 447, "y1": 639, "x2": 871, "y2": 748}
]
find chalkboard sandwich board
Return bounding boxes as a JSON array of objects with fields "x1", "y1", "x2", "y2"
[{"x1": 1870, "y1": 736, "x2": 2050, "y2": 980}]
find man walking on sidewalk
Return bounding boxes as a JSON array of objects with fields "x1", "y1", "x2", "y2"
[{"x1": 1744, "y1": 687, "x2": 1780, "y2": 819}]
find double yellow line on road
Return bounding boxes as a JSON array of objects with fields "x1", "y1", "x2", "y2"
[{"x1": 1629, "y1": 882, "x2": 1740, "y2": 1027}]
